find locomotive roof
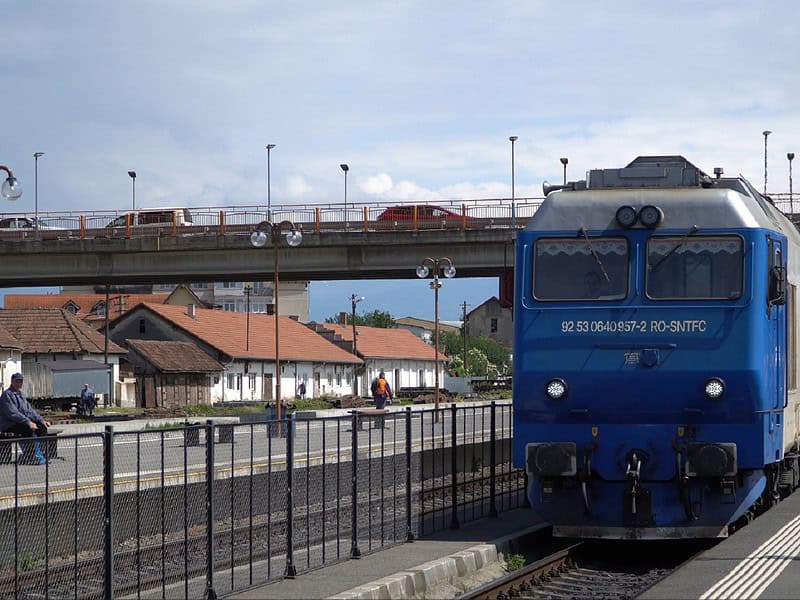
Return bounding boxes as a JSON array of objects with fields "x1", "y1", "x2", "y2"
[{"x1": 529, "y1": 155, "x2": 800, "y2": 242}]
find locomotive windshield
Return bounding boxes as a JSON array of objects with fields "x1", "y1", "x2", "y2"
[
  {"x1": 533, "y1": 238, "x2": 628, "y2": 300},
  {"x1": 646, "y1": 235, "x2": 743, "y2": 300}
]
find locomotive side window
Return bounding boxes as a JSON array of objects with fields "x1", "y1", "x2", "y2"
[
  {"x1": 646, "y1": 235, "x2": 743, "y2": 300},
  {"x1": 533, "y1": 237, "x2": 628, "y2": 301}
]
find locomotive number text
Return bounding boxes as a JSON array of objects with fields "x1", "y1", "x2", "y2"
[{"x1": 560, "y1": 319, "x2": 707, "y2": 334}]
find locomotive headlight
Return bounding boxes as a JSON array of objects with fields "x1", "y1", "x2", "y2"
[
  {"x1": 639, "y1": 205, "x2": 664, "y2": 228},
  {"x1": 615, "y1": 205, "x2": 637, "y2": 228},
  {"x1": 704, "y1": 377, "x2": 725, "y2": 400},
  {"x1": 545, "y1": 378, "x2": 568, "y2": 400}
]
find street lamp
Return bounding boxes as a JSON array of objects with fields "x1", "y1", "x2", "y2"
[
  {"x1": 560, "y1": 157, "x2": 568, "y2": 185},
  {"x1": 349, "y1": 293, "x2": 365, "y2": 395},
  {"x1": 763, "y1": 130, "x2": 772, "y2": 195},
  {"x1": 33, "y1": 152, "x2": 44, "y2": 240},
  {"x1": 509, "y1": 136, "x2": 518, "y2": 228},
  {"x1": 127, "y1": 170, "x2": 136, "y2": 210},
  {"x1": 416, "y1": 257, "x2": 456, "y2": 421},
  {"x1": 266, "y1": 144, "x2": 276, "y2": 219},
  {"x1": 0, "y1": 165, "x2": 22, "y2": 200},
  {"x1": 340, "y1": 164, "x2": 349, "y2": 207},
  {"x1": 789, "y1": 152, "x2": 795, "y2": 215},
  {"x1": 250, "y1": 219, "x2": 303, "y2": 422}
]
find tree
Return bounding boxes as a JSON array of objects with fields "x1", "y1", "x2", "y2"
[
  {"x1": 440, "y1": 331, "x2": 511, "y2": 376},
  {"x1": 324, "y1": 309, "x2": 396, "y2": 328}
]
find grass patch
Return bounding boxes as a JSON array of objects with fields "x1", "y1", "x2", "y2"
[
  {"x1": 144, "y1": 422, "x2": 186, "y2": 430},
  {"x1": 292, "y1": 398, "x2": 335, "y2": 411},
  {"x1": 505, "y1": 553, "x2": 525, "y2": 572}
]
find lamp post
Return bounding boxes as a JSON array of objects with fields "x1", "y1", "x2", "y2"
[
  {"x1": 763, "y1": 130, "x2": 772, "y2": 195},
  {"x1": 127, "y1": 170, "x2": 136, "y2": 210},
  {"x1": 349, "y1": 293, "x2": 364, "y2": 395},
  {"x1": 788, "y1": 152, "x2": 795, "y2": 215},
  {"x1": 560, "y1": 157, "x2": 568, "y2": 185},
  {"x1": 33, "y1": 152, "x2": 44, "y2": 239},
  {"x1": 509, "y1": 136, "x2": 518, "y2": 228},
  {"x1": 340, "y1": 163, "x2": 349, "y2": 207},
  {"x1": 460, "y1": 301, "x2": 470, "y2": 376},
  {"x1": 244, "y1": 284, "x2": 252, "y2": 352},
  {"x1": 416, "y1": 257, "x2": 456, "y2": 421},
  {"x1": 0, "y1": 165, "x2": 23, "y2": 200},
  {"x1": 266, "y1": 144, "x2": 276, "y2": 219},
  {"x1": 250, "y1": 220, "x2": 303, "y2": 421}
]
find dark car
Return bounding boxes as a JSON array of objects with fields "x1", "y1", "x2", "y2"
[{"x1": 376, "y1": 205, "x2": 467, "y2": 221}]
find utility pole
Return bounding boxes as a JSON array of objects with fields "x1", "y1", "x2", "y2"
[{"x1": 461, "y1": 301, "x2": 470, "y2": 376}]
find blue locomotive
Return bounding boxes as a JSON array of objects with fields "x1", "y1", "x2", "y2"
[{"x1": 513, "y1": 155, "x2": 800, "y2": 539}]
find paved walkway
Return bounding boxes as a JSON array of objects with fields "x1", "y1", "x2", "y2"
[{"x1": 224, "y1": 507, "x2": 545, "y2": 599}]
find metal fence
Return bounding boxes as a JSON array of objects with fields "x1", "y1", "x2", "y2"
[{"x1": 0, "y1": 402, "x2": 523, "y2": 599}]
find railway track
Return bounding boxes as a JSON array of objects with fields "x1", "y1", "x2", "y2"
[{"x1": 460, "y1": 539, "x2": 711, "y2": 600}]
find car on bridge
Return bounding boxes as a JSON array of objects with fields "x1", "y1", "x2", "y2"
[
  {"x1": 376, "y1": 205, "x2": 475, "y2": 229},
  {"x1": 0, "y1": 216, "x2": 61, "y2": 230}
]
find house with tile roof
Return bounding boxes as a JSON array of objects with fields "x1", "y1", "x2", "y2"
[
  {"x1": 126, "y1": 340, "x2": 224, "y2": 407},
  {"x1": 3, "y1": 285, "x2": 206, "y2": 329},
  {"x1": 466, "y1": 296, "x2": 513, "y2": 349},
  {"x1": 0, "y1": 308, "x2": 127, "y2": 403},
  {"x1": 394, "y1": 316, "x2": 461, "y2": 344},
  {"x1": 0, "y1": 322, "x2": 23, "y2": 390},
  {"x1": 107, "y1": 303, "x2": 362, "y2": 404},
  {"x1": 307, "y1": 322, "x2": 449, "y2": 397}
]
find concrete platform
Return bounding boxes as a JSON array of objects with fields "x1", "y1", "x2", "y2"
[
  {"x1": 640, "y1": 490, "x2": 800, "y2": 599},
  {"x1": 224, "y1": 507, "x2": 546, "y2": 599}
]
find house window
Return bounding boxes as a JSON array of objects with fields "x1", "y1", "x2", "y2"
[
  {"x1": 213, "y1": 375, "x2": 220, "y2": 385},
  {"x1": 223, "y1": 302, "x2": 236, "y2": 312},
  {"x1": 336, "y1": 372, "x2": 342, "y2": 387},
  {"x1": 227, "y1": 374, "x2": 241, "y2": 390},
  {"x1": 249, "y1": 374, "x2": 256, "y2": 391},
  {"x1": 139, "y1": 319, "x2": 146, "y2": 333},
  {"x1": 95, "y1": 302, "x2": 106, "y2": 317},
  {"x1": 218, "y1": 282, "x2": 243, "y2": 289},
  {"x1": 490, "y1": 318, "x2": 498, "y2": 333}
]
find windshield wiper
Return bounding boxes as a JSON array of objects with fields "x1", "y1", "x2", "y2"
[
  {"x1": 649, "y1": 225, "x2": 699, "y2": 273},
  {"x1": 579, "y1": 227, "x2": 611, "y2": 283}
]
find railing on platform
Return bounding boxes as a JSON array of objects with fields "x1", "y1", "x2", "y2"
[{"x1": 0, "y1": 402, "x2": 523, "y2": 599}]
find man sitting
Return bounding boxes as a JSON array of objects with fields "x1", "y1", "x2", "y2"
[{"x1": 0, "y1": 373, "x2": 51, "y2": 464}]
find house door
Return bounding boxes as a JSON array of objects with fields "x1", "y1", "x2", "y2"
[
  {"x1": 263, "y1": 374, "x2": 273, "y2": 401},
  {"x1": 314, "y1": 372, "x2": 321, "y2": 397}
]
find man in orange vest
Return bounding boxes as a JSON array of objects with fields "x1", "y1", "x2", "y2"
[{"x1": 370, "y1": 371, "x2": 393, "y2": 428}]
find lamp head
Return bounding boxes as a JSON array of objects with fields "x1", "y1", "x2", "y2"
[
  {"x1": 267, "y1": 144, "x2": 276, "y2": 150},
  {"x1": 128, "y1": 171, "x2": 136, "y2": 179},
  {"x1": 340, "y1": 164, "x2": 349, "y2": 172},
  {"x1": 509, "y1": 135, "x2": 518, "y2": 142},
  {"x1": 442, "y1": 264, "x2": 457, "y2": 278},
  {"x1": 789, "y1": 153, "x2": 795, "y2": 161},
  {"x1": 763, "y1": 130, "x2": 772, "y2": 138},
  {"x1": 560, "y1": 157, "x2": 568, "y2": 165},
  {"x1": 250, "y1": 230, "x2": 268, "y2": 248},
  {"x1": 416, "y1": 265, "x2": 430, "y2": 279},
  {"x1": 34, "y1": 152, "x2": 45, "y2": 159},
  {"x1": 285, "y1": 229, "x2": 303, "y2": 247},
  {"x1": 1, "y1": 175, "x2": 22, "y2": 200}
]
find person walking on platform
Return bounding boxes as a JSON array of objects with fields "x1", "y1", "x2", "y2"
[
  {"x1": 0, "y1": 373, "x2": 51, "y2": 464},
  {"x1": 80, "y1": 383, "x2": 96, "y2": 418},
  {"x1": 370, "y1": 371, "x2": 392, "y2": 428}
]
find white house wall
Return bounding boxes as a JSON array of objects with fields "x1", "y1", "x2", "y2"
[{"x1": 0, "y1": 349, "x2": 22, "y2": 390}]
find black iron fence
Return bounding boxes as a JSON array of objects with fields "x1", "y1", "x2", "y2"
[{"x1": 0, "y1": 402, "x2": 523, "y2": 599}]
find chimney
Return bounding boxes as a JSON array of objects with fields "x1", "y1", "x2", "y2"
[
  {"x1": 187, "y1": 304, "x2": 196, "y2": 318},
  {"x1": 339, "y1": 311, "x2": 348, "y2": 325}
]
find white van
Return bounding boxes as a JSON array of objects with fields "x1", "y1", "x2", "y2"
[{"x1": 106, "y1": 208, "x2": 193, "y2": 228}]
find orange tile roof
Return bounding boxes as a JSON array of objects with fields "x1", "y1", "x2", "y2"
[
  {"x1": 127, "y1": 303, "x2": 362, "y2": 364},
  {"x1": 127, "y1": 339, "x2": 224, "y2": 373},
  {"x1": 0, "y1": 308, "x2": 126, "y2": 354},
  {"x1": 322, "y1": 323, "x2": 449, "y2": 361},
  {"x1": 3, "y1": 293, "x2": 169, "y2": 319},
  {"x1": 0, "y1": 323, "x2": 22, "y2": 350}
]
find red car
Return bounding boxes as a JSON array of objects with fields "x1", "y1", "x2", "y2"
[{"x1": 376, "y1": 205, "x2": 467, "y2": 221}]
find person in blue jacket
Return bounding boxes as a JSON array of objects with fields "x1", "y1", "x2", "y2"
[{"x1": 0, "y1": 372, "x2": 51, "y2": 438}]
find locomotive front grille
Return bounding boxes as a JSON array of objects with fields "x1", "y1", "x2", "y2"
[
  {"x1": 685, "y1": 443, "x2": 737, "y2": 477},
  {"x1": 526, "y1": 442, "x2": 577, "y2": 477}
]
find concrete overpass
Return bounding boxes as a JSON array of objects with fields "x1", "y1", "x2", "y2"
[{"x1": 0, "y1": 228, "x2": 516, "y2": 287}]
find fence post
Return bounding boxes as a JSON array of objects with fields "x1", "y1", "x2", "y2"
[
  {"x1": 489, "y1": 402, "x2": 498, "y2": 518},
  {"x1": 450, "y1": 403, "x2": 460, "y2": 529},
  {"x1": 405, "y1": 406, "x2": 414, "y2": 542},
  {"x1": 350, "y1": 411, "x2": 361, "y2": 558},
  {"x1": 204, "y1": 421, "x2": 217, "y2": 600},
  {"x1": 285, "y1": 414, "x2": 297, "y2": 577},
  {"x1": 103, "y1": 425, "x2": 115, "y2": 600}
]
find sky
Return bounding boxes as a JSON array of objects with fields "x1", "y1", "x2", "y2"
[{"x1": 2, "y1": 1, "x2": 799, "y2": 322}]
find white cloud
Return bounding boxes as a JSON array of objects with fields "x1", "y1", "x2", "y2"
[
  {"x1": 359, "y1": 173, "x2": 393, "y2": 196},
  {"x1": 285, "y1": 176, "x2": 312, "y2": 198}
]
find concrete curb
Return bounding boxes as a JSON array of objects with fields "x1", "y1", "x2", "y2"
[{"x1": 328, "y1": 523, "x2": 548, "y2": 599}]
